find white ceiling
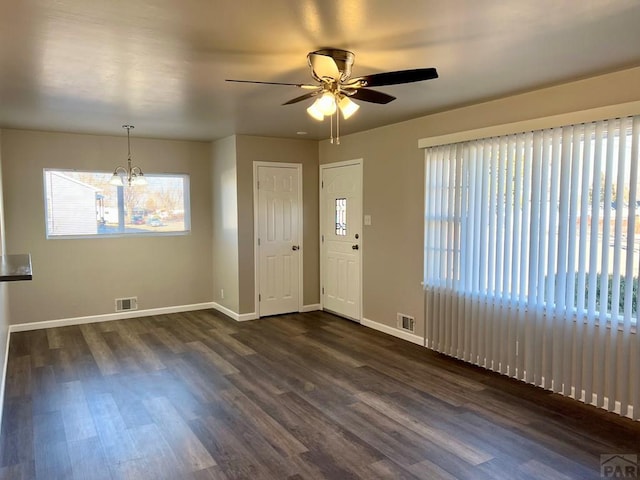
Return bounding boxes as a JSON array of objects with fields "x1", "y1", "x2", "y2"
[{"x1": 1, "y1": 0, "x2": 639, "y2": 142}]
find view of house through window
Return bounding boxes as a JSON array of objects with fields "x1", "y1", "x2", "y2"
[{"x1": 44, "y1": 169, "x2": 190, "y2": 238}]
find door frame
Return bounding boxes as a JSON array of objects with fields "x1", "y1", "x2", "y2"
[
  {"x1": 319, "y1": 158, "x2": 363, "y2": 322},
  {"x1": 253, "y1": 161, "x2": 304, "y2": 317}
]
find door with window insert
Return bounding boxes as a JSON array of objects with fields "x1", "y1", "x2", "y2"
[{"x1": 321, "y1": 160, "x2": 362, "y2": 321}]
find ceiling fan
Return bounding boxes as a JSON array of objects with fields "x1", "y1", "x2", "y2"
[{"x1": 226, "y1": 48, "x2": 438, "y2": 142}]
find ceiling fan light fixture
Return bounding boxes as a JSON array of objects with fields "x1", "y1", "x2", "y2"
[
  {"x1": 317, "y1": 92, "x2": 337, "y2": 115},
  {"x1": 307, "y1": 101, "x2": 325, "y2": 121},
  {"x1": 338, "y1": 95, "x2": 359, "y2": 119}
]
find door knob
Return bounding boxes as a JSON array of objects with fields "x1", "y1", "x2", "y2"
[
  {"x1": 352, "y1": 244, "x2": 359, "y2": 250},
  {"x1": 292, "y1": 245, "x2": 300, "y2": 251}
]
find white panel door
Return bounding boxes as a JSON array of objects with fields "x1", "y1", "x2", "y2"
[
  {"x1": 257, "y1": 165, "x2": 301, "y2": 316},
  {"x1": 321, "y1": 161, "x2": 362, "y2": 321}
]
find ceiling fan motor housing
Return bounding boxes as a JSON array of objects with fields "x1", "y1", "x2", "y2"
[{"x1": 309, "y1": 48, "x2": 355, "y2": 81}]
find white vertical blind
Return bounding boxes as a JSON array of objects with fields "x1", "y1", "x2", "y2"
[{"x1": 424, "y1": 115, "x2": 640, "y2": 420}]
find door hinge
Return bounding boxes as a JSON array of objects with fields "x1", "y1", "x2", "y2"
[
  {"x1": 258, "y1": 238, "x2": 261, "y2": 246},
  {"x1": 257, "y1": 180, "x2": 260, "y2": 189},
  {"x1": 321, "y1": 234, "x2": 324, "y2": 243},
  {"x1": 259, "y1": 294, "x2": 261, "y2": 301},
  {"x1": 322, "y1": 287, "x2": 324, "y2": 295},
  {"x1": 322, "y1": 180, "x2": 323, "y2": 188}
]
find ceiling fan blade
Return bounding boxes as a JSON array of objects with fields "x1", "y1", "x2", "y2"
[
  {"x1": 350, "y1": 88, "x2": 396, "y2": 104},
  {"x1": 308, "y1": 53, "x2": 340, "y2": 81},
  {"x1": 226, "y1": 79, "x2": 317, "y2": 89},
  {"x1": 356, "y1": 67, "x2": 438, "y2": 87},
  {"x1": 282, "y1": 91, "x2": 319, "y2": 105}
]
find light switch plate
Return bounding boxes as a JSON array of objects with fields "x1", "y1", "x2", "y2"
[{"x1": 364, "y1": 214, "x2": 371, "y2": 226}]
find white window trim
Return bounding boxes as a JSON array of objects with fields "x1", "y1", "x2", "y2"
[{"x1": 418, "y1": 100, "x2": 640, "y2": 149}]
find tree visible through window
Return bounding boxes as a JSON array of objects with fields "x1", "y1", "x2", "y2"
[{"x1": 44, "y1": 169, "x2": 191, "y2": 237}]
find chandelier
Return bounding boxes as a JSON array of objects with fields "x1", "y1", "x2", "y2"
[{"x1": 109, "y1": 125, "x2": 147, "y2": 186}]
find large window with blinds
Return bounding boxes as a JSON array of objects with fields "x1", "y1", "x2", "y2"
[
  {"x1": 424, "y1": 115, "x2": 640, "y2": 419},
  {"x1": 425, "y1": 116, "x2": 640, "y2": 323}
]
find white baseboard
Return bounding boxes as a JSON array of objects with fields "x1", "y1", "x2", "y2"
[
  {"x1": 211, "y1": 303, "x2": 320, "y2": 321},
  {"x1": 7, "y1": 301, "x2": 266, "y2": 332},
  {"x1": 361, "y1": 317, "x2": 424, "y2": 346},
  {"x1": 8, "y1": 302, "x2": 216, "y2": 333},
  {"x1": 211, "y1": 303, "x2": 258, "y2": 322},
  {"x1": 301, "y1": 304, "x2": 321, "y2": 312}
]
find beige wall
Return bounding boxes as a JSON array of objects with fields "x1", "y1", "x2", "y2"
[
  {"x1": 211, "y1": 135, "x2": 320, "y2": 316},
  {"x1": 1, "y1": 129, "x2": 213, "y2": 324},
  {"x1": 0, "y1": 130, "x2": 10, "y2": 414},
  {"x1": 235, "y1": 135, "x2": 319, "y2": 313},
  {"x1": 211, "y1": 135, "x2": 240, "y2": 312},
  {"x1": 319, "y1": 66, "x2": 640, "y2": 338}
]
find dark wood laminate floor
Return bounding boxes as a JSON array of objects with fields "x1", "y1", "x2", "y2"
[{"x1": 1, "y1": 310, "x2": 639, "y2": 480}]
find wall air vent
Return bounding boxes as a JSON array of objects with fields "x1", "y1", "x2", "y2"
[
  {"x1": 115, "y1": 297, "x2": 138, "y2": 312},
  {"x1": 398, "y1": 313, "x2": 415, "y2": 333}
]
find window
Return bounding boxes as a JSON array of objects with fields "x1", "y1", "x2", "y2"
[
  {"x1": 43, "y1": 169, "x2": 191, "y2": 238},
  {"x1": 425, "y1": 116, "x2": 640, "y2": 323},
  {"x1": 335, "y1": 197, "x2": 347, "y2": 236},
  {"x1": 423, "y1": 115, "x2": 640, "y2": 419}
]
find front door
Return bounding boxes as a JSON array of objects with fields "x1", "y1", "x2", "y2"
[
  {"x1": 256, "y1": 164, "x2": 302, "y2": 316},
  {"x1": 321, "y1": 160, "x2": 362, "y2": 321}
]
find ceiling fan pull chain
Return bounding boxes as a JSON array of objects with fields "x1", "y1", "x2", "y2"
[
  {"x1": 330, "y1": 111, "x2": 334, "y2": 144},
  {"x1": 336, "y1": 106, "x2": 340, "y2": 145}
]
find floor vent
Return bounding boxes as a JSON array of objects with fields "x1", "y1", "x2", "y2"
[
  {"x1": 115, "y1": 297, "x2": 138, "y2": 312},
  {"x1": 398, "y1": 313, "x2": 415, "y2": 333}
]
